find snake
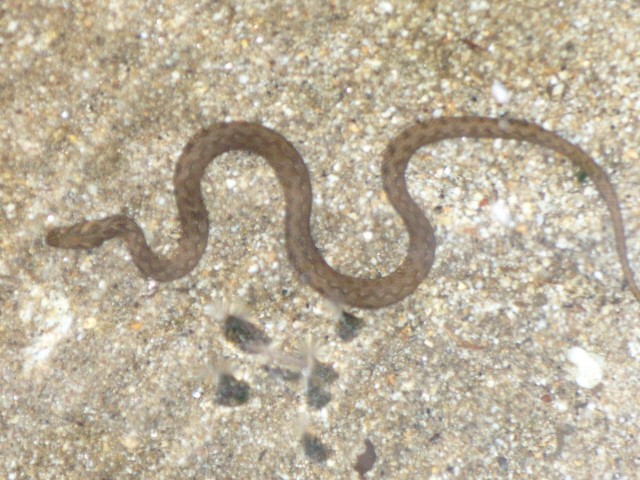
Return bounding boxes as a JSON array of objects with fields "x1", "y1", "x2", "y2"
[{"x1": 45, "y1": 117, "x2": 640, "y2": 308}]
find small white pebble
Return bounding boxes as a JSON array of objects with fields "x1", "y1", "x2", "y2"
[
  {"x1": 362, "y1": 231, "x2": 373, "y2": 242},
  {"x1": 470, "y1": 0, "x2": 490, "y2": 12},
  {"x1": 247, "y1": 264, "x2": 259, "y2": 274},
  {"x1": 555, "y1": 236, "x2": 573, "y2": 250},
  {"x1": 554, "y1": 399, "x2": 569, "y2": 412},
  {"x1": 4, "y1": 203, "x2": 15, "y2": 219},
  {"x1": 381, "y1": 106, "x2": 397, "y2": 118},
  {"x1": 282, "y1": 106, "x2": 294, "y2": 117},
  {"x1": 627, "y1": 341, "x2": 640, "y2": 359},
  {"x1": 82, "y1": 317, "x2": 97, "y2": 329},
  {"x1": 520, "y1": 201, "x2": 534, "y2": 218},
  {"x1": 551, "y1": 82, "x2": 565, "y2": 98},
  {"x1": 567, "y1": 346, "x2": 604, "y2": 389},
  {"x1": 490, "y1": 199, "x2": 512, "y2": 226},
  {"x1": 491, "y1": 80, "x2": 511, "y2": 105},
  {"x1": 225, "y1": 178, "x2": 237, "y2": 190},
  {"x1": 376, "y1": 1, "x2": 393, "y2": 14},
  {"x1": 326, "y1": 174, "x2": 339, "y2": 185}
]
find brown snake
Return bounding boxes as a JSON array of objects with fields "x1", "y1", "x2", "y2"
[{"x1": 46, "y1": 117, "x2": 640, "y2": 308}]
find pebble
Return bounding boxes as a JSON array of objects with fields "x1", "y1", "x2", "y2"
[{"x1": 567, "y1": 346, "x2": 604, "y2": 389}]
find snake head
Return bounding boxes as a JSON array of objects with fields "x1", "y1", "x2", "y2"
[{"x1": 45, "y1": 222, "x2": 107, "y2": 249}]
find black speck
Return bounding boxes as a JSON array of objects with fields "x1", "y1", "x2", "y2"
[
  {"x1": 223, "y1": 315, "x2": 271, "y2": 352},
  {"x1": 302, "y1": 432, "x2": 330, "y2": 463},
  {"x1": 337, "y1": 311, "x2": 364, "y2": 341},
  {"x1": 306, "y1": 381, "x2": 332, "y2": 409},
  {"x1": 576, "y1": 170, "x2": 588, "y2": 184},
  {"x1": 215, "y1": 373, "x2": 250, "y2": 406},
  {"x1": 262, "y1": 365, "x2": 301, "y2": 381},
  {"x1": 313, "y1": 361, "x2": 339, "y2": 384}
]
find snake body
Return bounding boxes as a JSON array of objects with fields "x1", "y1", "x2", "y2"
[{"x1": 46, "y1": 117, "x2": 640, "y2": 308}]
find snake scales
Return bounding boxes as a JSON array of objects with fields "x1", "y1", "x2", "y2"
[{"x1": 46, "y1": 117, "x2": 640, "y2": 308}]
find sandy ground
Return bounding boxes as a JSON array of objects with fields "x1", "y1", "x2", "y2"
[{"x1": 2, "y1": 1, "x2": 640, "y2": 478}]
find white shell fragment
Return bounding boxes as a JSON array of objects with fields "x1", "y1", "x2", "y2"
[
  {"x1": 490, "y1": 198, "x2": 512, "y2": 226},
  {"x1": 566, "y1": 346, "x2": 604, "y2": 389},
  {"x1": 491, "y1": 80, "x2": 511, "y2": 105}
]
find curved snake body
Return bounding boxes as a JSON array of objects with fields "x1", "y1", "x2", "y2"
[{"x1": 46, "y1": 117, "x2": 640, "y2": 308}]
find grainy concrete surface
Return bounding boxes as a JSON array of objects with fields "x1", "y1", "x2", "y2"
[{"x1": 1, "y1": 1, "x2": 640, "y2": 478}]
